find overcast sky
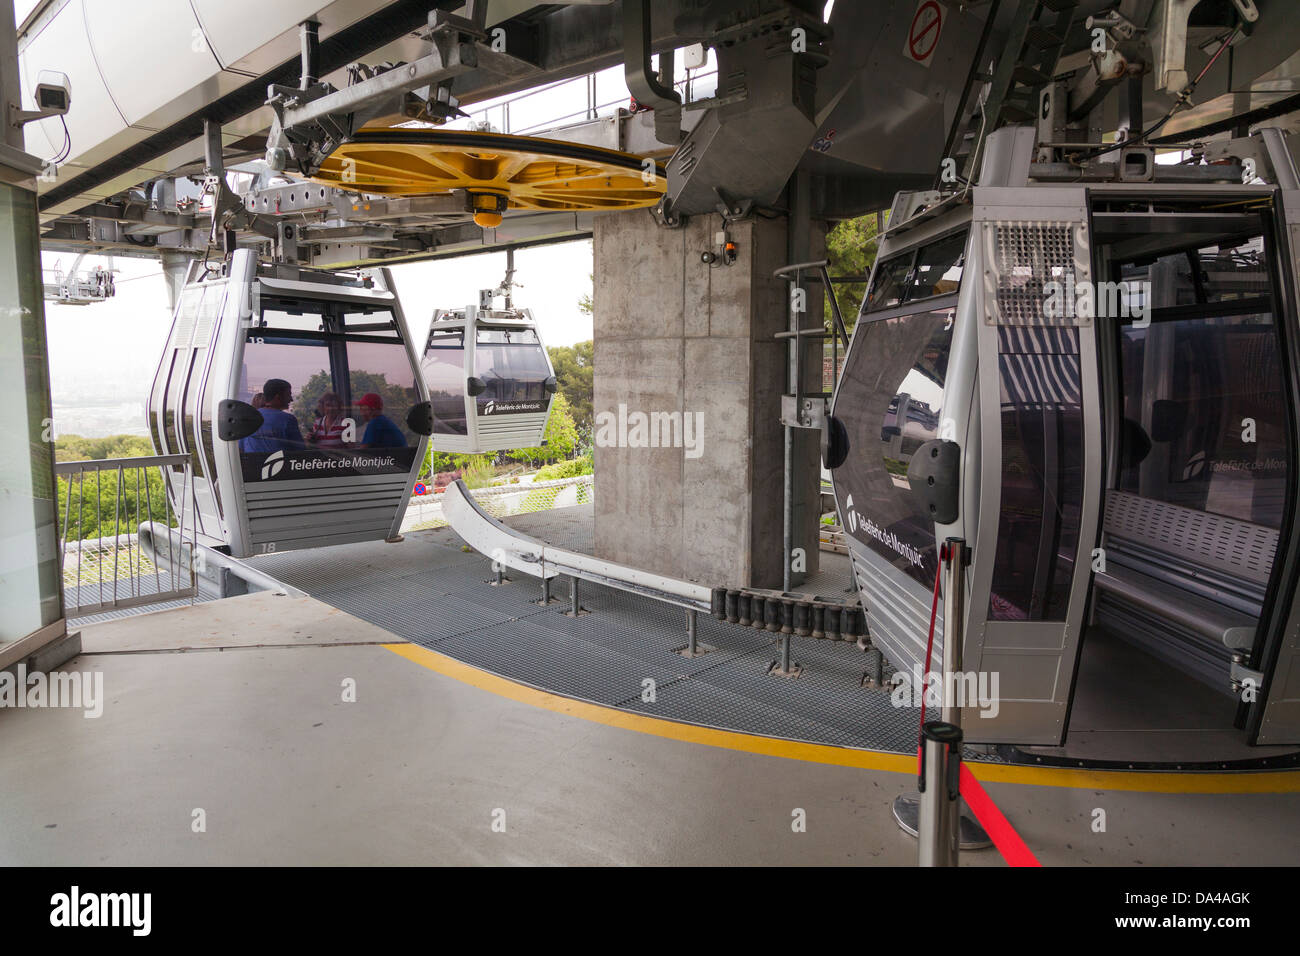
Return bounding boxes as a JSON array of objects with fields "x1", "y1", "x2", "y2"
[{"x1": 42, "y1": 240, "x2": 593, "y2": 437}]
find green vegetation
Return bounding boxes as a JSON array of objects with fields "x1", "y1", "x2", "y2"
[
  {"x1": 511, "y1": 391, "x2": 579, "y2": 464},
  {"x1": 534, "y1": 453, "x2": 592, "y2": 481},
  {"x1": 54, "y1": 434, "x2": 173, "y2": 541},
  {"x1": 55, "y1": 433, "x2": 155, "y2": 462},
  {"x1": 418, "y1": 392, "x2": 584, "y2": 484},
  {"x1": 460, "y1": 456, "x2": 496, "y2": 490},
  {"x1": 545, "y1": 340, "x2": 593, "y2": 437},
  {"x1": 824, "y1": 212, "x2": 888, "y2": 336}
]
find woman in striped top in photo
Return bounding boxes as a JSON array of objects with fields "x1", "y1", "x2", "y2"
[{"x1": 309, "y1": 391, "x2": 351, "y2": 449}]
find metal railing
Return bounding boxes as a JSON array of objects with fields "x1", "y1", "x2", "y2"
[
  {"x1": 54, "y1": 453, "x2": 198, "y2": 617},
  {"x1": 448, "y1": 66, "x2": 719, "y2": 137},
  {"x1": 403, "y1": 473, "x2": 593, "y2": 532}
]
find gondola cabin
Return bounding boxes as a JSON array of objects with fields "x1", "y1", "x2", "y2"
[
  {"x1": 829, "y1": 126, "x2": 1300, "y2": 754},
  {"x1": 147, "y1": 249, "x2": 432, "y2": 558},
  {"x1": 420, "y1": 296, "x2": 557, "y2": 453}
]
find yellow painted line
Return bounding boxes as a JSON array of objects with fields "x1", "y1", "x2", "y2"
[{"x1": 384, "y1": 642, "x2": 1300, "y2": 795}]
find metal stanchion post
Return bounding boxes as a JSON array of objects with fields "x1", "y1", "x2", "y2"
[
  {"x1": 893, "y1": 538, "x2": 991, "y2": 851},
  {"x1": 563, "y1": 576, "x2": 588, "y2": 617},
  {"x1": 678, "y1": 607, "x2": 713, "y2": 658},
  {"x1": 918, "y1": 721, "x2": 963, "y2": 867}
]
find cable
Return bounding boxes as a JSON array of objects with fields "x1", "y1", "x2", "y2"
[
  {"x1": 916, "y1": 543, "x2": 946, "y2": 774},
  {"x1": 1071, "y1": 26, "x2": 1240, "y2": 165},
  {"x1": 52, "y1": 114, "x2": 72, "y2": 164},
  {"x1": 961, "y1": 96, "x2": 987, "y2": 200}
]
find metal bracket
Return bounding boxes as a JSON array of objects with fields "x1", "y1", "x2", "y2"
[
  {"x1": 650, "y1": 198, "x2": 683, "y2": 228},
  {"x1": 714, "y1": 191, "x2": 753, "y2": 222},
  {"x1": 780, "y1": 394, "x2": 827, "y2": 430},
  {"x1": 1149, "y1": 0, "x2": 1204, "y2": 94},
  {"x1": 264, "y1": 9, "x2": 533, "y2": 178}
]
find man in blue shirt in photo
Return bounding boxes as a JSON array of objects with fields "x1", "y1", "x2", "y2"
[
  {"x1": 356, "y1": 392, "x2": 407, "y2": 448},
  {"x1": 240, "y1": 378, "x2": 305, "y2": 453}
]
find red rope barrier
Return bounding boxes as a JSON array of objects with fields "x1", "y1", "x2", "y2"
[
  {"x1": 916, "y1": 546, "x2": 945, "y2": 774},
  {"x1": 913, "y1": 542, "x2": 1040, "y2": 866},
  {"x1": 959, "y1": 765, "x2": 1042, "y2": 867}
]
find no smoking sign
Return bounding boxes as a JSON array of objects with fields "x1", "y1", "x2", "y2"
[{"x1": 903, "y1": 0, "x2": 944, "y2": 68}]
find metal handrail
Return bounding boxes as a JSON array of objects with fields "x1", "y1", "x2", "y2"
[
  {"x1": 456, "y1": 66, "x2": 719, "y2": 136},
  {"x1": 55, "y1": 453, "x2": 188, "y2": 474},
  {"x1": 56, "y1": 453, "x2": 198, "y2": 617}
]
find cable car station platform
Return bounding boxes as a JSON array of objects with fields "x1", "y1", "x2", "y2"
[
  {"x1": 10, "y1": 0, "x2": 1300, "y2": 878},
  {"x1": 5, "y1": 504, "x2": 1299, "y2": 867}
]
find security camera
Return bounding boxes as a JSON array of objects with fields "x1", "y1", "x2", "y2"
[
  {"x1": 9, "y1": 71, "x2": 71, "y2": 128},
  {"x1": 35, "y1": 82, "x2": 69, "y2": 115}
]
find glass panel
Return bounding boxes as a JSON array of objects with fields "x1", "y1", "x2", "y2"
[
  {"x1": 237, "y1": 337, "x2": 322, "y2": 454},
  {"x1": 257, "y1": 301, "x2": 327, "y2": 332},
  {"x1": 477, "y1": 327, "x2": 539, "y2": 345},
  {"x1": 987, "y1": 327, "x2": 1084, "y2": 621},
  {"x1": 344, "y1": 339, "x2": 419, "y2": 449},
  {"x1": 863, "y1": 253, "x2": 912, "y2": 313},
  {"x1": 1128, "y1": 237, "x2": 1271, "y2": 310},
  {"x1": 238, "y1": 334, "x2": 419, "y2": 482},
  {"x1": 908, "y1": 230, "x2": 966, "y2": 301},
  {"x1": 474, "y1": 328, "x2": 551, "y2": 413},
  {"x1": 341, "y1": 307, "x2": 400, "y2": 337},
  {"x1": 0, "y1": 180, "x2": 63, "y2": 641},
  {"x1": 1118, "y1": 311, "x2": 1288, "y2": 527},
  {"x1": 833, "y1": 307, "x2": 955, "y2": 586},
  {"x1": 422, "y1": 331, "x2": 467, "y2": 436}
]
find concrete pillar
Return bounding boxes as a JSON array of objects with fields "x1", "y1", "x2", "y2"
[{"x1": 592, "y1": 209, "x2": 824, "y2": 589}]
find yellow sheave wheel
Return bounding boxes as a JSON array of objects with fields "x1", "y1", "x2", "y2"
[{"x1": 310, "y1": 129, "x2": 667, "y2": 213}]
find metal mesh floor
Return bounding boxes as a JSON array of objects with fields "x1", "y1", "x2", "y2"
[{"x1": 246, "y1": 506, "x2": 924, "y2": 754}]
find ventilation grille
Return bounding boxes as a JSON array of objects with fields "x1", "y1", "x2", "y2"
[
  {"x1": 476, "y1": 412, "x2": 549, "y2": 440},
  {"x1": 1104, "y1": 490, "x2": 1279, "y2": 586},
  {"x1": 191, "y1": 297, "x2": 218, "y2": 347},
  {"x1": 989, "y1": 222, "x2": 1078, "y2": 327},
  {"x1": 245, "y1": 477, "x2": 409, "y2": 545},
  {"x1": 171, "y1": 301, "x2": 197, "y2": 349}
]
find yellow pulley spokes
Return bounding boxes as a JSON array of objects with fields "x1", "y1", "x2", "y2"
[{"x1": 311, "y1": 129, "x2": 667, "y2": 227}]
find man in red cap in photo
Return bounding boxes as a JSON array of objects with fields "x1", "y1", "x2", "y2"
[{"x1": 356, "y1": 392, "x2": 407, "y2": 448}]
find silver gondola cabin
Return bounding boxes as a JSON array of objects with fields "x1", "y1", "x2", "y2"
[
  {"x1": 147, "y1": 249, "x2": 433, "y2": 558},
  {"x1": 828, "y1": 126, "x2": 1300, "y2": 752},
  {"x1": 420, "y1": 290, "x2": 557, "y2": 453}
]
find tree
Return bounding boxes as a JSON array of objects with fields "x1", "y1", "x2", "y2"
[
  {"x1": 511, "y1": 391, "x2": 579, "y2": 465},
  {"x1": 577, "y1": 272, "x2": 593, "y2": 317},
  {"x1": 54, "y1": 435, "x2": 175, "y2": 542},
  {"x1": 56, "y1": 433, "x2": 154, "y2": 462},
  {"x1": 546, "y1": 340, "x2": 593, "y2": 438},
  {"x1": 824, "y1": 211, "x2": 888, "y2": 337}
]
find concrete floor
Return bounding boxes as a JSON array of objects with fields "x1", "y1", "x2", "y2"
[{"x1": 2, "y1": 591, "x2": 1298, "y2": 866}]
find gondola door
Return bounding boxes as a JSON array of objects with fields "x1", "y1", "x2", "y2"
[
  {"x1": 1252, "y1": 153, "x2": 1300, "y2": 744},
  {"x1": 960, "y1": 191, "x2": 1104, "y2": 744}
]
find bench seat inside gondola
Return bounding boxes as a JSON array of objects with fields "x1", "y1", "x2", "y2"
[{"x1": 1091, "y1": 491, "x2": 1277, "y2": 689}]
